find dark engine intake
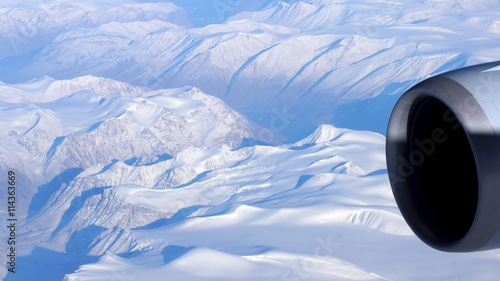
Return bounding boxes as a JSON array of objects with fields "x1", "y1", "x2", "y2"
[{"x1": 386, "y1": 61, "x2": 500, "y2": 252}]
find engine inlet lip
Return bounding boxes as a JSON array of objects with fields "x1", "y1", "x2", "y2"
[{"x1": 387, "y1": 75, "x2": 500, "y2": 252}]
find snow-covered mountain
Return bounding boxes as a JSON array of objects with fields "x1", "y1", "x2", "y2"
[
  {"x1": 2, "y1": 1, "x2": 500, "y2": 280},
  {"x1": 0, "y1": 75, "x2": 263, "y2": 218},
  {"x1": 2, "y1": 0, "x2": 499, "y2": 133},
  {"x1": 0, "y1": 1, "x2": 191, "y2": 56}
]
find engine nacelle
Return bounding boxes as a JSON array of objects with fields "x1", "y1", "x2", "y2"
[{"x1": 386, "y1": 61, "x2": 500, "y2": 252}]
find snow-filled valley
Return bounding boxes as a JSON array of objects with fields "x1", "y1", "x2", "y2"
[{"x1": 1, "y1": 0, "x2": 500, "y2": 280}]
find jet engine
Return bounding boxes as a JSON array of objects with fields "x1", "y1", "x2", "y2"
[{"x1": 386, "y1": 61, "x2": 500, "y2": 252}]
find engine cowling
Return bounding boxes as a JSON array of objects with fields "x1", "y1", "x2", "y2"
[{"x1": 386, "y1": 61, "x2": 500, "y2": 252}]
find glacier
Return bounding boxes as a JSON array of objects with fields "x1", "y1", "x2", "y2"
[{"x1": 0, "y1": 0, "x2": 500, "y2": 280}]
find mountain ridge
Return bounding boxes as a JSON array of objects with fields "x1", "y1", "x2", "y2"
[{"x1": 3, "y1": 0, "x2": 498, "y2": 133}]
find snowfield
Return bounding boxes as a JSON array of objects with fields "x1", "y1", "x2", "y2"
[{"x1": 1, "y1": 0, "x2": 500, "y2": 280}]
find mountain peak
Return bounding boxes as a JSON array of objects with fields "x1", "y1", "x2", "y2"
[{"x1": 292, "y1": 124, "x2": 343, "y2": 146}]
